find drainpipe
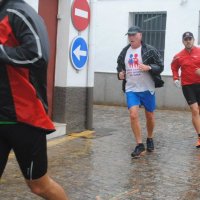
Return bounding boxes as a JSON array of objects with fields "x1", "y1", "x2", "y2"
[{"x1": 86, "y1": 0, "x2": 97, "y2": 129}]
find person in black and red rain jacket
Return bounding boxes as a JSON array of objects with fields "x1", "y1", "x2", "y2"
[{"x1": 0, "y1": 0, "x2": 69, "y2": 199}]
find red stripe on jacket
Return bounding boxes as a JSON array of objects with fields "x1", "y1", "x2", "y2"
[{"x1": 0, "y1": 16, "x2": 55, "y2": 132}]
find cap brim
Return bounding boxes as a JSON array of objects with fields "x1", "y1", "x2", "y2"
[
  {"x1": 183, "y1": 36, "x2": 193, "y2": 39},
  {"x1": 125, "y1": 32, "x2": 138, "y2": 35}
]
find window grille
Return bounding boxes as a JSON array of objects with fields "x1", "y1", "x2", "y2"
[{"x1": 130, "y1": 12, "x2": 167, "y2": 58}]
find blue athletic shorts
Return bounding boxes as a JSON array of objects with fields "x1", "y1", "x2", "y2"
[{"x1": 126, "y1": 91, "x2": 156, "y2": 112}]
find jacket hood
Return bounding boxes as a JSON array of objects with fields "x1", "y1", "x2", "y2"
[{"x1": 0, "y1": 0, "x2": 23, "y2": 8}]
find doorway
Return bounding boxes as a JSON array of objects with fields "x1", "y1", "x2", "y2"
[{"x1": 38, "y1": 0, "x2": 58, "y2": 117}]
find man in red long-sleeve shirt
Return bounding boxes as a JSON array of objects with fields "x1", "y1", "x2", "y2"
[{"x1": 171, "y1": 31, "x2": 200, "y2": 148}]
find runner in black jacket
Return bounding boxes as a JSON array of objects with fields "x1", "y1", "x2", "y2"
[
  {"x1": 116, "y1": 26, "x2": 164, "y2": 158},
  {"x1": 117, "y1": 43, "x2": 164, "y2": 92},
  {"x1": 0, "y1": 0, "x2": 69, "y2": 199}
]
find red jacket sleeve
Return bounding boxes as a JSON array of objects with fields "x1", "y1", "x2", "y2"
[{"x1": 171, "y1": 55, "x2": 180, "y2": 80}]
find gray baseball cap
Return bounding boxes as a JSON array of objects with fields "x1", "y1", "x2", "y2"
[{"x1": 125, "y1": 26, "x2": 142, "y2": 35}]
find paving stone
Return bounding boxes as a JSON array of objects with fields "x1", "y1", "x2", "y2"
[{"x1": 1, "y1": 105, "x2": 200, "y2": 200}]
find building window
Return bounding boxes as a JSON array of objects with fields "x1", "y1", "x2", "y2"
[{"x1": 130, "y1": 12, "x2": 167, "y2": 58}]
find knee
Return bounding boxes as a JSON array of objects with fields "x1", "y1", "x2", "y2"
[
  {"x1": 27, "y1": 179, "x2": 51, "y2": 197},
  {"x1": 145, "y1": 109, "x2": 154, "y2": 119},
  {"x1": 146, "y1": 113, "x2": 155, "y2": 121},
  {"x1": 29, "y1": 184, "x2": 45, "y2": 196},
  {"x1": 191, "y1": 108, "x2": 199, "y2": 117},
  {"x1": 130, "y1": 112, "x2": 139, "y2": 121}
]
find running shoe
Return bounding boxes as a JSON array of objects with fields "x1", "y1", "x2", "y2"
[
  {"x1": 131, "y1": 143, "x2": 146, "y2": 158},
  {"x1": 146, "y1": 138, "x2": 154, "y2": 152},
  {"x1": 196, "y1": 138, "x2": 200, "y2": 148}
]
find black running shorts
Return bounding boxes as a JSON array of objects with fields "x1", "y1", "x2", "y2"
[
  {"x1": 182, "y1": 84, "x2": 200, "y2": 105},
  {"x1": 0, "y1": 123, "x2": 47, "y2": 180}
]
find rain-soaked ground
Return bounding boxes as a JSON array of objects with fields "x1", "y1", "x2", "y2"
[{"x1": 1, "y1": 105, "x2": 200, "y2": 200}]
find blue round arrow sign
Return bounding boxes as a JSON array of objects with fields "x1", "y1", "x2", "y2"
[{"x1": 70, "y1": 36, "x2": 88, "y2": 70}]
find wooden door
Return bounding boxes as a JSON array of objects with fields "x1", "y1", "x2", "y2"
[{"x1": 38, "y1": 0, "x2": 58, "y2": 117}]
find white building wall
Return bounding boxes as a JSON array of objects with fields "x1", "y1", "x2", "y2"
[
  {"x1": 23, "y1": 0, "x2": 200, "y2": 110},
  {"x1": 53, "y1": 0, "x2": 94, "y2": 131},
  {"x1": 94, "y1": 0, "x2": 200, "y2": 75},
  {"x1": 55, "y1": 0, "x2": 91, "y2": 88},
  {"x1": 25, "y1": 0, "x2": 91, "y2": 88},
  {"x1": 93, "y1": 0, "x2": 200, "y2": 110}
]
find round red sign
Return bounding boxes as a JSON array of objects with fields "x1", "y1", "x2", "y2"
[{"x1": 71, "y1": 0, "x2": 90, "y2": 31}]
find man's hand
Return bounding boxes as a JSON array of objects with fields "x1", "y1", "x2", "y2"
[
  {"x1": 174, "y1": 80, "x2": 181, "y2": 88},
  {"x1": 195, "y1": 68, "x2": 200, "y2": 76},
  {"x1": 138, "y1": 63, "x2": 151, "y2": 71},
  {"x1": 119, "y1": 70, "x2": 125, "y2": 80}
]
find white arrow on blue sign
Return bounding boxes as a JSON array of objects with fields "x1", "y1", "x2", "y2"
[{"x1": 70, "y1": 36, "x2": 88, "y2": 70}]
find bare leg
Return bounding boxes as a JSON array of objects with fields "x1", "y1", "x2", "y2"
[
  {"x1": 190, "y1": 103, "x2": 200, "y2": 134},
  {"x1": 26, "y1": 173, "x2": 69, "y2": 200},
  {"x1": 129, "y1": 106, "x2": 142, "y2": 144},
  {"x1": 145, "y1": 110, "x2": 155, "y2": 138}
]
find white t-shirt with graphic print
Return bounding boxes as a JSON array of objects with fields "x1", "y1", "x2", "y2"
[{"x1": 125, "y1": 46, "x2": 155, "y2": 93}]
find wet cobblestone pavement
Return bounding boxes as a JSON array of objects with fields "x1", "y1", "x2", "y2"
[{"x1": 1, "y1": 105, "x2": 200, "y2": 200}]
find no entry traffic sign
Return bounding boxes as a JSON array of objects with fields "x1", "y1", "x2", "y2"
[
  {"x1": 70, "y1": 36, "x2": 88, "y2": 70},
  {"x1": 71, "y1": 0, "x2": 90, "y2": 31}
]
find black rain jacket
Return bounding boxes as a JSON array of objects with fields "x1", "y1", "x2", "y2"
[
  {"x1": 116, "y1": 42, "x2": 164, "y2": 92},
  {"x1": 0, "y1": 0, "x2": 55, "y2": 133}
]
